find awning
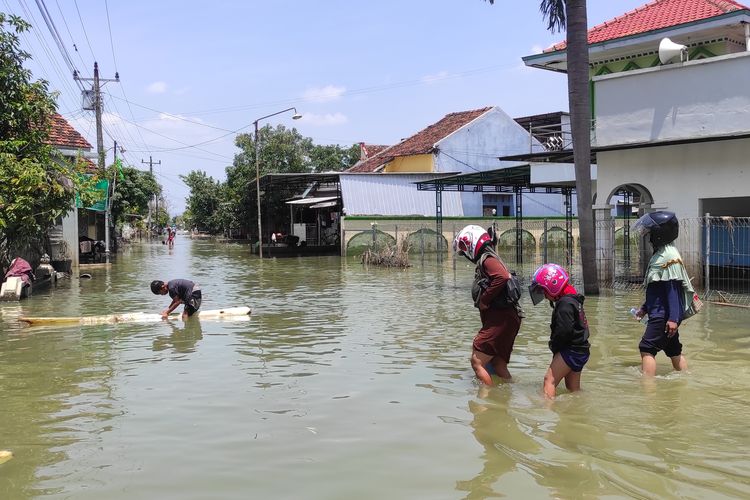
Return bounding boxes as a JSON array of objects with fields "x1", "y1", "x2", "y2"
[
  {"x1": 309, "y1": 201, "x2": 337, "y2": 209},
  {"x1": 285, "y1": 196, "x2": 338, "y2": 206}
]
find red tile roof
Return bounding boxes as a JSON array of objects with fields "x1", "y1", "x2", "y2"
[
  {"x1": 346, "y1": 107, "x2": 493, "y2": 173},
  {"x1": 546, "y1": 0, "x2": 749, "y2": 52},
  {"x1": 46, "y1": 113, "x2": 92, "y2": 150},
  {"x1": 360, "y1": 144, "x2": 390, "y2": 159},
  {"x1": 347, "y1": 145, "x2": 394, "y2": 173}
]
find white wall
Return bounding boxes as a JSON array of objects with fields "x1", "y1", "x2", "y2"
[
  {"x1": 435, "y1": 107, "x2": 553, "y2": 217},
  {"x1": 434, "y1": 107, "x2": 541, "y2": 173},
  {"x1": 594, "y1": 52, "x2": 750, "y2": 146},
  {"x1": 596, "y1": 138, "x2": 750, "y2": 219}
]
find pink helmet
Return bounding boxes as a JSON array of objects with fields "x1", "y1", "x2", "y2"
[
  {"x1": 529, "y1": 263, "x2": 570, "y2": 305},
  {"x1": 453, "y1": 225, "x2": 491, "y2": 262}
]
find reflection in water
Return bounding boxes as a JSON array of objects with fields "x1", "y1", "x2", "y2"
[
  {"x1": 1, "y1": 240, "x2": 749, "y2": 498},
  {"x1": 152, "y1": 319, "x2": 204, "y2": 354}
]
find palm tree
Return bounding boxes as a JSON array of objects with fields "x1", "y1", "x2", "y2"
[{"x1": 486, "y1": 0, "x2": 599, "y2": 294}]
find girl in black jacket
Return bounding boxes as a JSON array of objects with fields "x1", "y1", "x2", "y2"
[{"x1": 529, "y1": 263, "x2": 591, "y2": 399}]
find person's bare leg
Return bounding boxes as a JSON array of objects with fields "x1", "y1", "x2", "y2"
[
  {"x1": 543, "y1": 353, "x2": 571, "y2": 399},
  {"x1": 670, "y1": 354, "x2": 687, "y2": 371},
  {"x1": 641, "y1": 352, "x2": 657, "y2": 376},
  {"x1": 564, "y1": 370, "x2": 582, "y2": 392},
  {"x1": 471, "y1": 350, "x2": 494, "y2": 385},
  {"x1": 490, "y1": 357, "x2": 512, "y2": 381}
]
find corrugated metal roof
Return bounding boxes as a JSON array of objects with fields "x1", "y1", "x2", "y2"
[{"x1": 339, "y1": 173, "x2": 463, "y2": 216}]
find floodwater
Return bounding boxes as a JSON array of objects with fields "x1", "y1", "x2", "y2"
[{"x1": 1, "y1": 238, "x2": 749, "y2": 500}]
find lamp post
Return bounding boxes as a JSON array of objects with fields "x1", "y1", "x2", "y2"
[{"x1": 253, "y1": 107, "x2": 302, "y2": 258}]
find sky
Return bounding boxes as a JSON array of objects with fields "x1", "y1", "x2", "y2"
[{"x1": 5, "y1": 0, "x2": 648, "y2": 214}]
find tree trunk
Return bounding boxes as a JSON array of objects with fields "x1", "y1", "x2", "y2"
[{"x1": 565, "y1": 0, "x2": 599, "y2": 294}]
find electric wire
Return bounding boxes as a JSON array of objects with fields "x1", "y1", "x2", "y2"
[
  {"x1": 101, "y1": 0, "x2": 152, "y2": 156},
  {"x1": 114, "y1": 113, "x2": 236, "y2": 160},
  {"x1": 72, "y1": 0, "x2": 95, "y2": 62},
  {"x1": 53, "y1": 0, "x2": 89, "y2": 77},
  {"x1": 12, "y1": 0, "x2": 80, "y2": 116},
  {"x1": 34, "y1": 0, "x2": 81, "y2": 89}
]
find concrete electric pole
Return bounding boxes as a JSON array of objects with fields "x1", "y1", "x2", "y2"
[
  {"x1": 142, "y1": 156, "x2": 161, "y2": 236},
  {"x1": 74, "y1": 62, "x2": 119, "y2": 260}
]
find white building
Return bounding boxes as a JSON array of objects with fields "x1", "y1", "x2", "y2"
[{"x1": 523, "y1": 0, "x2": 750, "y2": 279}]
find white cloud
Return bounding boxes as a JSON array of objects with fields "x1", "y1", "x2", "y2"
[
  {"x1": 147, "y1": 81, "x2": 168, "y2": 94},
  {"x1": 300, "y1": 112, "x2": 348, "y2": 126},
  {"x1": 303, "y1": 84, "x2": 346, "y2": 103},
  {"x1": 421, "y1": 71, "x2": 450, "y2": 84}
]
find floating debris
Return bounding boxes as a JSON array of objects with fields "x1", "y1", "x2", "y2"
[{"x1": 0, "y1": 450, "x2": 13, "y2": 464}]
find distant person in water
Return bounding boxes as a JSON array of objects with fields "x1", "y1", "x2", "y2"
[
  {"x1": 528, "y1": 263, "x2": 590, "y2": 399},
  {"x1": 167, "y1": 228, "x2": 175, "y2": 248},
  {"x1": 632, "y1": 211, "x2": 698, "y2": 376},
  {"x1": 150, "y1": 279, "x2": 202, "y2": 319}
]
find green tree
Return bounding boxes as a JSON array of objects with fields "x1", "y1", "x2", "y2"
[
  {"x1": 107, "y1": 164, "x2": 160, "y2": 226},
  {"x1": 308, "y1": 143, "x2": 360, "y2": 172},
  {"x1": 0, "y1": 13, "x2": 95, "y2": 266},
  {"x1": 180, "y1": 170, "x2": 226, "y2": 234},
  {"x1": 486, "y1": 0, "x2": 598, "y2": 294}
]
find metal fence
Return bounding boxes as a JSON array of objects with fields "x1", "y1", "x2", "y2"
[{"x1": 342, "y1": 216, "x2": 750, "y2": 306}]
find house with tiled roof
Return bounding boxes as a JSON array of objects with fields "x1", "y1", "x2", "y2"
[
  {"x1": 522, "y1": 0, "x2": 750, "y2": 282},
  {"x1": 45, "y1": 113, "x2": 99, "y2": 271},
  {"x1": 340, "y1": 106, "x2": 571, "y2": 218}
]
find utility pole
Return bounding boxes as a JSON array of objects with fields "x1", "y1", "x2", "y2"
[
  {"x1": 75, "y1": 63, "x2": 119, "y2": 258},
  {"x1": 142, "y1": 156, "x2": 161, "y2": 236}
]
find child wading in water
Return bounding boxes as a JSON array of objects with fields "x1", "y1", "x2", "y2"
[{"x1": 529, "y1": 264, "x2": 590, "y2": 399}]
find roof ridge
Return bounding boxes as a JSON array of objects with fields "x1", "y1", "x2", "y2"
[{"x1": 444, "y1": 106, "x2": 493, "y2": 117}]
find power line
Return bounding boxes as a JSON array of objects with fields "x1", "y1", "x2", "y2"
[
  {"x1": 72, "y1": 0, "x2": 95, "y2": 61},
  {"x1": 104, "y1": 92, "x2": 236, "y2": 132},
  {"x1": 33, "y1": 0, "x2": 81, "y2": 90},
  {"x1": 54, "y1": 0, "x2": 90, "y2": 77},
  {"x1": 103, "y1": 0, "x2": 117, "y2": 69},
  {"x1": 114, "y1": 113, "x2": 241, "y2": 159},
  {"x1": 13, "y1": 0, "x2": 81, "y2": 114}
]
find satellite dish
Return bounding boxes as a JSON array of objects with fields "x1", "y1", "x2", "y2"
[{"x1": 659, "y1": 38, "x2": 688, "y2": 64}]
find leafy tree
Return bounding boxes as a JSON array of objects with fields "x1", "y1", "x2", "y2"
[
  {"x1": 307, "y1": 143, "x2": 360, "y2": 172},
  {"x1": 224, "y1": 125, "x2": 360, "y2": 238},
  {"x1": 486, "y1": 0, "x2": 598, "y2": 294},
  {"x1": 107, "y1": 164, "x2": 160, "y2": 226},
  {"x1": 180, "y1": 170, "x2": 226, "y2": 234},
  {"x1": 0, "y1": 13, "x2": 95, "y2": 267}
]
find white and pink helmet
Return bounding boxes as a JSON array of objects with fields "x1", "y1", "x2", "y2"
[
  {"x1": 453, "y1": 225, "x2": 491, "y2": 262},
  {"x1": 529, "y1": 263, "x2": 570, "y2": 305}
]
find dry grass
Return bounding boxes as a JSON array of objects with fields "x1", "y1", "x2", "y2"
[{"x1": 361, "y1": 240, "x2": 411, "y2": 268}]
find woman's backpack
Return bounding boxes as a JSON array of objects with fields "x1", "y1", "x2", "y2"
[{"x1": 471, "y1": 250, "x2": 522, "y2": 309}]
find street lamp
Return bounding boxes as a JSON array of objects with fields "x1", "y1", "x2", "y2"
[{"x1": 253, "y1": 107, "x2": 302, "y2": 258}]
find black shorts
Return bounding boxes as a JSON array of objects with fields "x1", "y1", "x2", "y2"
[
  {"x1": 184, "y1": 290, "x2": 202, "y2": 316},
  {"x1": 639, "y1": 317, "x2": 682, "y2": 357}
]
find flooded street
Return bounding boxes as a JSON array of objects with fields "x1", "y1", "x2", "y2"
[{"x1": 1, "y1": 238, "x2": 749, "y2": 499}]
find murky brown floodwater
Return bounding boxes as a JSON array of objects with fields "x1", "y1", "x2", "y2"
[{"x1": 1, "y1": 237, "x2": 749, "y2": 499}]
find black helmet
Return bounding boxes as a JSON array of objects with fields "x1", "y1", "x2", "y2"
[{"x1": 633, "y1": 211, "x2": 679, "y2": 247}]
